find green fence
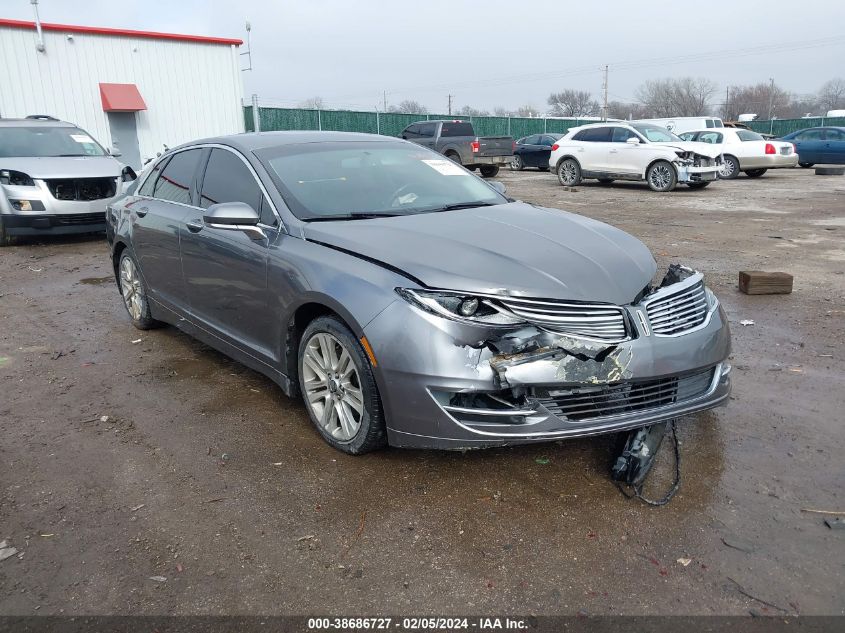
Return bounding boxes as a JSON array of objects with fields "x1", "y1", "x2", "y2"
[
  {"x1": 746, "y1": 116, "x2": 845, "y2": 136},
  {"x1": 244, "y1": 106, "x2": 600, "y2": 138}
]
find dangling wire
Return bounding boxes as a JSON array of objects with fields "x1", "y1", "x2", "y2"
[{"x1": 615, "y1": 420, "x2": 681, "y2": 507}]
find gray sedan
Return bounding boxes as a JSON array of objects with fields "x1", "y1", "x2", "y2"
[{"x1": 106, "y1": 131, "x2": 731, "y2": 454}]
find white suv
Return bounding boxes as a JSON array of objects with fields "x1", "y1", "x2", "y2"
[{"x1": 549, "y1": 122, "x2": 723, "y2": 192}]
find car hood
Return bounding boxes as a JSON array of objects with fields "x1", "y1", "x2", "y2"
[
  {"x1": 0, "y1": 156, "x2": 122, "y2": 179},
  {"x1": 652, "y1": 141, "x2": 723, "y2": 158},
  {"x1": 303, "y1": 202, "x2": 657, "y2": 305}
]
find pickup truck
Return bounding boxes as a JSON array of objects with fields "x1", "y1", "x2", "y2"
[{"x1": 399, "y1": 120, "x2": 513, "y2": 177}]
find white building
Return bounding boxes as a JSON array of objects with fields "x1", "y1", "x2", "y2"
[{"x1": 0, "y1": 17, "x2": 245, "y2": 169}]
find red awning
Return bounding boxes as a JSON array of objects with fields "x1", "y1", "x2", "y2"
[{"x1": 99, "y1": 83, "x2": 146, "y2": 112}]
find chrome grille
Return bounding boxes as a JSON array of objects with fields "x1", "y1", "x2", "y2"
[
  {"x1": 496, "y1": 297, "x2": 628, "y2": 342},
  {"x1": 535, "y1": 367, "x2": 714, "y2": 421},
  {"x1": 645, "y1": 280, "x2": 708, "y2": 336}
]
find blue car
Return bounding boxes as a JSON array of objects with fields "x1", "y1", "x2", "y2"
[{"x1": 779, "y1": 126, "x2": 845, "y2": 167}]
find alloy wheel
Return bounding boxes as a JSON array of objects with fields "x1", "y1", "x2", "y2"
[
  {"x1": 302, "y1": 333, "x2": 364, "y2": 441},
  {"x1": 120, "y1": 256, "x2": 146, "y2": 321},
  {"x1": 649, "y1": 164, "x2": 672, "y2": 190},
  {"x1": 559, "y1": 160, "x2": 578, "y2": 185}
]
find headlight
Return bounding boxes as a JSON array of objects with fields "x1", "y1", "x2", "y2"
[
  {"x1": 396, "y1": 288, "x2": 525, "y2": 326},
  {"x1": 0, "y1": 170, "x2": 35, "y2": 186}
]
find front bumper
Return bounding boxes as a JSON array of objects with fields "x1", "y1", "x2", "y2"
[
  {"x1": 364, "y1": 285, "x2": 731, "y2": 450},
  {"x1": 677, "y1": 164, "x2": 720, "y2": 183},
  {"x1": 1, "y1": 212, "x2": 106, "y2": 235}
]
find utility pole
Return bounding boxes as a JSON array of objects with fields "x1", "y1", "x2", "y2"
[
  {"x1": 383, "y1": 91, "x2": 388, "y2": 113},
  {"x1": 602, "y1": 65, "x2": 609, "y2": 121},
  {"x1": 725, "y1": 86, "x2": 729, "y2": 119},
  {"x1": 448, "y1": 94, "x2": 453, "y2": 116},
  {"x1": 767, "y1": 77, "x2": 775, "y2": 120}
]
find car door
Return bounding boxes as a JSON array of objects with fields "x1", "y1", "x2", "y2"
[
  {"x1": 535, "y1": 135, "x2": 559, "y2": 167},
  {"x1": 822, "y1": 128, "x2": 845, "y2": 164},
  {"x1": 415, "y1": 122, "x2": 438, "y2": 150},
  {"x1": 179, "y1": 147, "x2": 280, "y2": 360},
  {"x1": 572, "y1": 127, "x2": 612, "y2": 173},
  {"x1": 608, "y1": 126, "x2": 644, "y2": 176},
  {"x1": 792, "y1": 129, "x2": 824, "y2": 163},
  {"x1": 131, "y1": 148, "x2": 204, "y2": 312},
  {"x1": 518, "y1": 135, "x2": 543, "y2": 167}
]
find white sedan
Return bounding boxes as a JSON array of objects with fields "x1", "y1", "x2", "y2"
[
  {"x1": 548, "y1": 122, "x2": 723, "y2": 192},
  {"x1": 678, "y1": 128, "x2": 798, "y2": 179}
]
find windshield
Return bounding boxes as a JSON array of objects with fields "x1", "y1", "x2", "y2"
[
  {"x1": 631, "y1": 124, "x2": 682, "y2": 143},
  {"x1": 257, "y1": 141, "x2": 507, "y2": 220},
  {"x1": 0, "y1": 126, "x2": 107, "y2": 158}
]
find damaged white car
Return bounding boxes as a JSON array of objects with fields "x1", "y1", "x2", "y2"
[{"x1": 550, "y1": 122, "x2": 723, "y2": 192}]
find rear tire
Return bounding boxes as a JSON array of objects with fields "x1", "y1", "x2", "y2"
[
  {"x1": 799, "y1": 162, "x2": 814, "y2": 168},
  {"x1": 646, "y1": 160, "x2": 677, "y2": 192},
  {"x1": 446, "y1": 152, "x2": 462, "y2": 165},
  {"x1": 718, "y1": 155, "x2": 740, "y2": 179},
  {"x1": 745, "y1": 168, "x2": 767, "y2": 178},
  {"x1": 480, "y1": 165, "x2": 500, "y2": 178},
  {"x1": 118, "y1": 251, "x2": 162, "y2": 330},
  {"x1": 298, "y1": 316, "x2": 387, "y2": 455},
  {"x1": 557, "y1": 158, "x2": 582, "y2": 186},
  {"x1": 509, "y1": 156, "x2": 524, "y2": 171}
]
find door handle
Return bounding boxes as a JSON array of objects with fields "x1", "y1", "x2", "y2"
[
  {"x1": 185, "y1": 219, "x2": 204, "y2": 233},
  {"x1": 135, "y1": 206, "x2": 149, "y2": 218}
]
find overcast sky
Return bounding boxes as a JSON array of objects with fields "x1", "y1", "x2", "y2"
[{"x1": 7, "y1": 0, "x2": 845, "y2": 113}]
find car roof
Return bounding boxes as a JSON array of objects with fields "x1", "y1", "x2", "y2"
[
  {"x1": 0, "y1": 118, "x2": 76, "y2": 128},
  {"x1": 184, "y1": 130, "x2": 403, "y2": 153}
]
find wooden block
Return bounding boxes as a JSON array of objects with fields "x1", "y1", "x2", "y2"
[{"x1": 739, "y1": 271, "x2": 793, "y2": 295}]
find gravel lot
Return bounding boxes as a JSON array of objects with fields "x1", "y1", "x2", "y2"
[{"x1": 1, "y1": 167, "x2": 843, "y2": 616}]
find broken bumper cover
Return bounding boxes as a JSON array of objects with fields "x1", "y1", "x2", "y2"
[
  {"x1": 365, "y1": 282, "x2": 731, "y2": 450},
  {"x1": 676, "y1": 164, "x2": 720, "y2": 183}
]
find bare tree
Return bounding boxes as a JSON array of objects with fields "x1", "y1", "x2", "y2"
[
  {"x1": 388, "y1": 100, "x2": 428, "y2": 114},
  {"x1": 606, "y1": 100, "x2": 649, "y2": 120},
  {"x1": 721, "y1": 82, "x2": 790, "y2": 120},
  {"x1": 493, "y1": 107, "x2": 513, "y2": 117},
  {"x1": 457, "y1": 105, "x2": 490, "y2": 117},
  {"x1": 636, "y1": 78, "x2": 717, "y2": 117},
  {"x1": 547, "y1": 90, "x2": 599, "y2": 117},
  {"x1": 516, "y1": 104, "x2": 540, "y2": 118},
  {"x1": 818, "y1": 78, "x2": 845, "y2": 112},
  {"x1": 299, "y1": 96, "x2": 324, "y2": 109}
]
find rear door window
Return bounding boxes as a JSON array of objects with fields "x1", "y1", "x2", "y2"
[
  {"x1": 200, "y1": 148, "x2": 276, "y2": 226},
  {"x1": 611, "y1": 127, "x2": 638, "y2": 142},
  {"x1": 823, "y1": 129, "x2": 844, "y2": 141},
  {"x1": 698, "y1": 132, "x2": 723, "y2": 144},
  {"x1": 574, "y1": 127, "x2": 612, "y2": 142},
  {"x1": 737, "y1": 130, "x2": 764, "y2": 142},
  {"x1": 440, "y1": 122, "x2": 475, "y2": 137},
  {"x1": 796, "y1": 129, "x2": 822, "y2": 140},
  {"x1": 417, "y1": 123, "x2": 437, "y2": 138},
  {"x1": 522, "y1": 135, "x2": 541, "y2": 145},
  {"x1": 153, "y1": 149, "x2": 203, "y2": 205}
]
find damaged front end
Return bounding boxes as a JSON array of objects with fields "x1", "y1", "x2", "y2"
[
  {"x1": 370, "y1": 264, "x2": 731, "y2": 449},
  {"x1": 673, "y1": 150, "x2": 723, "y2": 183}
]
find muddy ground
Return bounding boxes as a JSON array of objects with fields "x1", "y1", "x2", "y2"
[{"x1": 1, "y1": 168, "x2": 843, "y2": 616}]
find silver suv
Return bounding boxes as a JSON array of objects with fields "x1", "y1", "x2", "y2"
[{"x1": 0, "y1": 116, "x2": 136, "y2": 245}]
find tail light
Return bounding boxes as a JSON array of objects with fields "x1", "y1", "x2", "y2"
[
  {"x1": 765, "y1": 143, "x2": 776, "y2": 155},
  {"x1": 551, "y1": 143, "x2": 559, "y2": 151},
  {"x1": 512, "y1": 140, "x2": 516, "y2": 152},
  {"x1": 791, "y1": 143, "x2": 796, "y2": 154},
  {"x1": 471, "y1": 140, "x2": 480, "y2": 153}
]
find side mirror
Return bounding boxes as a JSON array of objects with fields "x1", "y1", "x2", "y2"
[
  {"x1": 626, "y1": 137, "x2": 640, "y2": 145},
  {"x1": 203, "y1": 201, "x2": 264, "y2": 240},
  {"x1": 121, "y1": 166, "x2": 137, "y2": 182},
  {"x1": 109, "y1": 147, "x2": 122, "y2": 157},
  {"x1": 490, "y1": 181, "x2": 507, "y2": 195}
]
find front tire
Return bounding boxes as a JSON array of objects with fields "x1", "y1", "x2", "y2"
[
  {"x1": 118, "y1": 251, "x2": 161, "y2": 330},
  {"x1": 646, "y1": 160, "x2": 677, "y2": 192},
  {"x1": 480, "y1": 165, "x2": 500, "y2": 178},
  {"x1": 509, "y1": 156, "x2": 524, "y2": 171},
  {"x1": 719, "y1": 155, "x2": 740, "y2": 179},
  {"x1": 557, "y1": 158, "x2": 582, "y2": 186},
  {"x1": 298, "y1": 316, "x2": 387, "y2": 455},
  {"x1": 687, "y1": 181, "x2": 711, "y2": 189},
  {"x1": 745, "y1": 168, "x2": 767, "y2": 178},
  {"x1": 799, "y1": 162, "x2": 814, "y2": 168}
]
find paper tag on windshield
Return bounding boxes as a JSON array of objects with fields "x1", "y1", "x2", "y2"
[
  {"x1": 422, "y1": 159, "x2": 467, "y2": 176},
  {"x1": 70, "y1": 134, "x2": 94, "y2": 144}
]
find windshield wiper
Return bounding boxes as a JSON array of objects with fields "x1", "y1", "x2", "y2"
[
  {"x1": 56, "y1": 153, "x2": 90, "y2": 157},
  {"x1": 420, "y1": 201, "x2": 500, "y2": 213},
  {"x1": 305, "y1": 211, "x2": 403, "y2": 222}
]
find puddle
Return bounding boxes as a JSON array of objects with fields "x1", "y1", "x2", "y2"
[
  {"x1": 79, "y1": 276, "x2": 114, "y2": 285},
  {"x1": 812, "y1": 217, "x2": 845, "y2": 227}
]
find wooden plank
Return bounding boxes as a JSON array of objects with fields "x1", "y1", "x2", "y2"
[{"x1": 739, "y1": 271, "x2": 793, "y2": 295}]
